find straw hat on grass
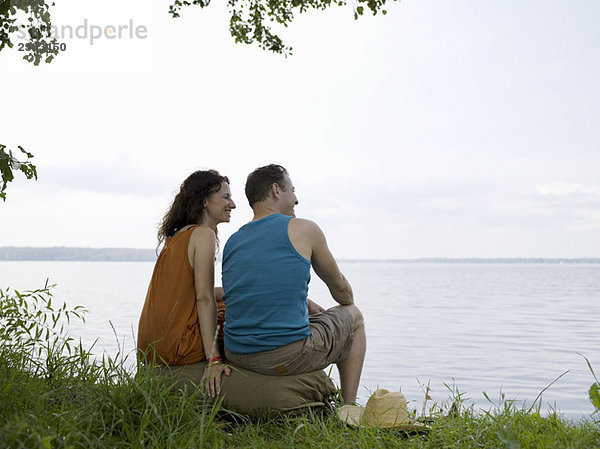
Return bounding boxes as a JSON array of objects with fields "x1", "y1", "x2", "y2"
[{"x1": 337, "y1": 389, "x2": 430, "y2": 432}]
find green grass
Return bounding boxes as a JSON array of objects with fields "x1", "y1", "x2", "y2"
[
  {"x1": 1, "y1": 285, "x2": 599, "y2": 448},
  {"x1": 223, "y1": 409, "x2": 600, "y2": 449}
]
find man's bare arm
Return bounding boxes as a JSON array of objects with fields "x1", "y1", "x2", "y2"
[{"x1": 308, "y1": 222, "x2": 354, "y2": 305}]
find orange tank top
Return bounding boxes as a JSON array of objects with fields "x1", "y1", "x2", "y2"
[{"x1": 137, "y1": 226, "x2": 224, "y2": 365}]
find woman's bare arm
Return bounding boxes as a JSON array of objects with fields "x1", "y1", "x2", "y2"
[{"x1": 189, "y1": 227, "x2": 230, "y2": 396}]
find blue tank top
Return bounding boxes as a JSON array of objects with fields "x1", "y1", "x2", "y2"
[{"x1": 222, "y1": 214, "x2": 311, "y2": 354}]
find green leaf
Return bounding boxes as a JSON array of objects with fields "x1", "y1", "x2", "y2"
[
  {"x1": 590, "y1": 383, "x2": 600, "y2": 410},
  {"x1": 579, "y1": 352, "x2": 600, "y2": 384},
  {"x1": 0, "y1": 0, "x2": 10, "y2": 16}
]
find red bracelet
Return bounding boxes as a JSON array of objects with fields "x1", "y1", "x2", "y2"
[{"x1": 206, "y1": 356, "x2": 221, "y2": 364}]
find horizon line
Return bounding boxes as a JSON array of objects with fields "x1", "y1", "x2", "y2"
[{"x1": 0, "y1": 246, "x2": 598, "y2": 262}]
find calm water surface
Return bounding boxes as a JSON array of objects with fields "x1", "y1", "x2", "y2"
[{"x1": 1, "y1": 261, "x2": 598, "y2": 418}]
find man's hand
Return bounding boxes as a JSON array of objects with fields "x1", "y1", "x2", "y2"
[
  {"x1": 308, "y1": 298, "x2": 325, "y2": 315},
  {"x1": 201, "y1": 362, "x2": 231, "y2": 397}
]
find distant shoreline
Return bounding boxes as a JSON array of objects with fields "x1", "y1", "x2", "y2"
[
  {"x1": 0, "y1": 247, "x2": 598, "y2": 263},
  {"x1": 341, "y1": 258, "x2": 600, "y2": 264},
  {"x1": 0, "y1": 247, "x2": 157, "y2": 262}
]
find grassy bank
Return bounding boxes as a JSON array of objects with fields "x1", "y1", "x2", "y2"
[{"x1": 1, "y1": 285, "x2": 599, "y2": 448}]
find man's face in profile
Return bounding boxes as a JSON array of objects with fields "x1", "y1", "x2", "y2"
[{"x1": 279, "y1": 175, "x2": 298, "y2": 217}]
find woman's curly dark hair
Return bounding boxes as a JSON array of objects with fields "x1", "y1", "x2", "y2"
[{"x1": 157, "y1": 170, "x2": 229, "y2": 246}]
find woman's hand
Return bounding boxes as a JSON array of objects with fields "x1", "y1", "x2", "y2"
[{"x1": 201, "y1": 362, "x2": 231, "y2": 397}]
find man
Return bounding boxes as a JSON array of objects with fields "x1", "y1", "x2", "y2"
[{"x1": 222, "y1": 164, "x2": 365, "y2": 405}]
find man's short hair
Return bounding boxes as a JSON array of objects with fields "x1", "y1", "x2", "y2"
[{"x1": 245, "y1": 164, "x2": 289, "y2": 207}]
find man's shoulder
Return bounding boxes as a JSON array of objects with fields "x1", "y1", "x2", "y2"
[
  {"x1": 289, "y1": 217, "x2": 321, "y2": 233},
  {"x1": 223, "y1": 223, "x2": 251, "y2": 254},
  {"x1": 288, "y1": 218, "x2": 326, "y2": 246},
  {"x1": 223, "y1": 227, "x2": 241, "y2": 249}
]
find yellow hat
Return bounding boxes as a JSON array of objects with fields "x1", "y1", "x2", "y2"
[{"x1": 337, "y1": 389, "x2": 430, "y2": 431}]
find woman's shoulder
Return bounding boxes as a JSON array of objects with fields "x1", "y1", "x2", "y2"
[
  {"x1": 188, "y1": 226, "x2": 217, "y2": 262},
  {"x1": 189, "y1": 226, "x2": 216, "y2": 244}
]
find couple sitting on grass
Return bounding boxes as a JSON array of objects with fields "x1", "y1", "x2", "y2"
[{"x1": 137, "y1": 164, "x2": 366, "y2": 414}]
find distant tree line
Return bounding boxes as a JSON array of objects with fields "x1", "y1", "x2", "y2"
[
  {"x1": 334, "y1": 258, "x2": 600, "y2": 264},
  {"x1": 1, "y1": 248, "x2": 597, "y2": 263},
  {"x1": 0, "y1": 247, "x2": 157, "y2": 261}
]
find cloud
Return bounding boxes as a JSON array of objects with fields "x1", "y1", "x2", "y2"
[
  {"x1": 535, "y1": 182, "x2": 600, "y2": 197},
  {"x1": 512, "y1": 183, "x2": 600, "y2": 231},
  {"x1": 40, "y1": 159, "x2": 176, "y2": 197}
]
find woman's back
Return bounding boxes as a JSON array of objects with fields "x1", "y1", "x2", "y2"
[{"x1": 138, "y1": 226, "x2": 222, "y2": 365}]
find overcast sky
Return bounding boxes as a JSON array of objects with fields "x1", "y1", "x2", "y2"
[{"x1": 1, "y1": 0, "x2": 599, "y2": 258}]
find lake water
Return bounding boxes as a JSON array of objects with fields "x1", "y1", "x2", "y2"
[{"x1": 1, "y1": 261, "x2": 599, "y2": 418}]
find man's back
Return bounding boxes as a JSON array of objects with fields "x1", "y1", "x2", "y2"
[
  {"x1": 222, "y1": 213, "x2": 311, "y2": 354},
  {"x1": 223, "y1": 163, "x2": 365, "y2": 404}
]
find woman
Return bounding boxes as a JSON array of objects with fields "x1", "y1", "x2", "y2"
[{"x1": 137, "y1": 170, "x2": 236, "y2": 397}]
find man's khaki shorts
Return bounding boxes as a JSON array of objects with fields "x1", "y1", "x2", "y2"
[{"x1": 225, "y1": 305, "x2": 354, "y2": 376}]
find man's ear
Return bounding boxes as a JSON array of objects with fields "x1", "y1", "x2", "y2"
[{"x1": 270, "y1": 183, "x2": 280, "y2": 198}]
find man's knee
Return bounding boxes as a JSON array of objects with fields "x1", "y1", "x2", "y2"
[{"x1": 342, "y1": 304, "x2": 364, "y2": 330}]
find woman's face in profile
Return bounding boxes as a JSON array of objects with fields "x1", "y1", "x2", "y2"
[{"x1": 204, "y1": 182, "x2": 236, "y2": 225}]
